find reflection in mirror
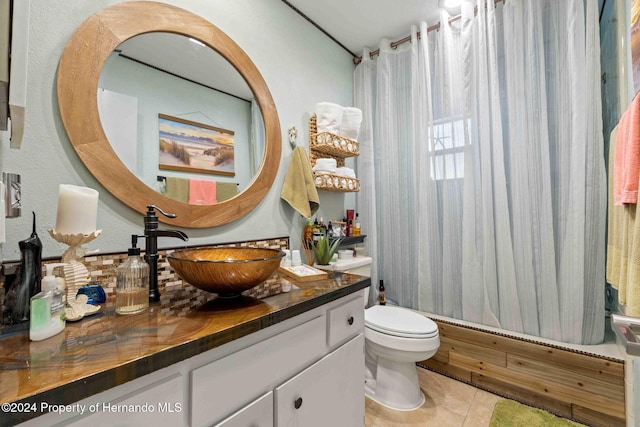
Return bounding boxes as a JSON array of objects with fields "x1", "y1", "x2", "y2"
[
  {"x1": 97, "y1": 32, "x2": 265, "y2": 205},
  {"x1": 57, "y1": 1, "x2": 281, "y2": 228}
]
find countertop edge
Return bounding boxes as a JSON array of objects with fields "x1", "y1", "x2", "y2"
[{"x1": 5, "y1": 277, "x2": 370, "y2": 426}]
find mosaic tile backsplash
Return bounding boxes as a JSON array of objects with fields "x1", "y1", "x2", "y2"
[{"x1": 1, "y1": 237, "x2": 290, "y2": 321}]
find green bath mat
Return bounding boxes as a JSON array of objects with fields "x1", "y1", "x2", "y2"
[{"x1": 490, "y1": 400, "x2": 584, "y2": 427}]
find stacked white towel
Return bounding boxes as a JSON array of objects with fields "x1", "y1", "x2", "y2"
[
  {"x1": 340, "y1": 107, "x2": 362, "y2": 141},
  {"x1": 316, "y1": 102, "x2": 344, "y2": 134},
  {"x1": 313, "y1": 158, "x2": 337, "y2": 174},
  {"x1": 335, "y1": 167, "x2": 356, "y2": 178}
]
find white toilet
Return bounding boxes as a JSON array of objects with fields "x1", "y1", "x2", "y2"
[{"x1": 328, "y1": 257, "x2": 440, "y2": 411}]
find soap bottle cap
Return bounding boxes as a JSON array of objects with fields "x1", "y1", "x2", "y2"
[
  {"x1": 42, "y1": 263, "x2": 67, "y2": 291},
  {"x1": 128, "y1": 235, "x2": 141, "y2": 256}
]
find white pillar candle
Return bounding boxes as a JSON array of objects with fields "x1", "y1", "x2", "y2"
[{"x1": 55, "y1": 184, "x2": 99, "y2": 235}]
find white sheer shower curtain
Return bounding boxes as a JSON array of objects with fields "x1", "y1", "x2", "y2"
[{"x1": 355, "y1": 0, "x2": 606, "y2": 344}]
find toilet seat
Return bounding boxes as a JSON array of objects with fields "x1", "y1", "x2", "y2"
[{"x1": 365, "y1": 305, "x2": 438, "y2": 339}]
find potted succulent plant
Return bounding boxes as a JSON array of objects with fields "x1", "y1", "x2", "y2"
[{"x1": 311, "y1": 231, "x2": 342, "y2": 265}]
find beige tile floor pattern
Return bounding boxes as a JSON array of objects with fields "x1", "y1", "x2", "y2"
[{"x1": 365, "y1": 368, "x2": 504, "y2": 427}]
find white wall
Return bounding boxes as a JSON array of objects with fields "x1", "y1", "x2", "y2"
[{"x1": 0, "y1": 0, "x2": 355, "y2": 260}]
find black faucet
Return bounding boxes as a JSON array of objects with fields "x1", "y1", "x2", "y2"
[{"x1": 143, "y1": 205, "x2": 189, "y2": 303}]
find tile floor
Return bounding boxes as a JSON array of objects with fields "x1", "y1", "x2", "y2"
[{"x1": 365, "y1": 368, "x2": 504, "y2": 427}]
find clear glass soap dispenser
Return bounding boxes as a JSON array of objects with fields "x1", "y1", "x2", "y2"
[{"x1": 116, "y1": 235, "x2": 149, "y2": 315}]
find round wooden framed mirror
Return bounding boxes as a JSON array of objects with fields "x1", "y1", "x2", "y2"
[{"x1": 57, "y1": 1, "x2": 281, "y2": 228}]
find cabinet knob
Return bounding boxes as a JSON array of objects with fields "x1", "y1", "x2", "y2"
[
  {"x1": 294, "y1": 397, "x2": 303, "y2": 409},
  {"x1": 347, "y1": 316, "x2": 354, "y2": 325}
]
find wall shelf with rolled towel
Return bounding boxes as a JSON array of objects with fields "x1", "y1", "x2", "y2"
[{"x1": 308, "y1": 116, "x2": 360, "y2": 192}]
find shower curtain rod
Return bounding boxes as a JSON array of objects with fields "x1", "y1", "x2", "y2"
[{"x1": 353, "y1": 0, "x2": 503, "y2": 65}]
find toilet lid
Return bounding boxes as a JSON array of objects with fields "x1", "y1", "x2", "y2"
[{"x1": 365, "y1": 305, "x2": 438, "y2": 338}]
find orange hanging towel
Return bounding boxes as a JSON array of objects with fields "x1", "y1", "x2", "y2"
[
  {"x1": 189, "y1": 178, "x2": 217, "y2": 205},
  {"x1": 614, "y1": 93, "x2": 640, "y2": 206}
]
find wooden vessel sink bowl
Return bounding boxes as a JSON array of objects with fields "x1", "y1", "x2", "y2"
[{"x1": 167, "y1": 247, "x2": 285, "y2": 297}]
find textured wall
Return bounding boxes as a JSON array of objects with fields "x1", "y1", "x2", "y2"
[{"x1": 0, "y1": 0, "x2": 355, "y2": 260}]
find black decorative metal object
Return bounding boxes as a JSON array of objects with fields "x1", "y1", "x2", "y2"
[{"x1": 2, "y1": 212, "x2": 43, "y2": 324}]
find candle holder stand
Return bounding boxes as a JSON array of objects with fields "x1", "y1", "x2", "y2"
[{"x1": 48, "y1": 229, "x2": 102, "y2": 302}]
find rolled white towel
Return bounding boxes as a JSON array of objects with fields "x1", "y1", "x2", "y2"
[
  {"x1": 340, "y1": 107, "x2": 362, "y2": 141},
  {"x1": 313, "y1": 158, "x2": 337, "y2": 173},
  {"x1": 316, "y1": 102, "x2": 344, "y2": 134},
  {"x1": 335, "y1": 167, "x2": 356, "y2": 178}
]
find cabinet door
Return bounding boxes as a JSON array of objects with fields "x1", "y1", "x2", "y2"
[
  {"x1": 275, "y1": 334, "x2": 364, "y2": 427},
  {"x1": 213, "y1": 392, "x2": 273, "y2": 427}
]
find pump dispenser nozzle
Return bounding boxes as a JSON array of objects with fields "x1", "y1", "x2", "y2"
[
  {"x1": 42, "y1": 263, "x2": 68, "y2": 291},
  {"x1": 129, "y1": 235, "x2": 141, "y2": 256}
]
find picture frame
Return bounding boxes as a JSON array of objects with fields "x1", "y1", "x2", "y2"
[{"x1": 158, "y1": 113, "x2": 235, "y2": 176}]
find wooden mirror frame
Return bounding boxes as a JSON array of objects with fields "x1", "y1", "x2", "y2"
[{"x1": 57, "y1": 1, "x2": 281, "y2": 228}]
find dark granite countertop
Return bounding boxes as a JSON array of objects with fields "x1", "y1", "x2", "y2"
[{"x1": 0, "y1": 272, "x2": 370, "y2": 426}]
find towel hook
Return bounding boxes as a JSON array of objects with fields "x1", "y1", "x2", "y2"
[{"x1": 288, "y1": 125, "x2": 298, "y2": 149}]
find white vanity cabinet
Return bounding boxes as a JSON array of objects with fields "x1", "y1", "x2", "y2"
[
  {"x1": 190, "y1": 315, "x2": 327, "y2": 426},
  {"x1": 272, "y1": 295, "x2": 365, "y2": 427},
  {"x1": 191, "y1": 293, "x2": 365, "y2": 427},
  {"x1": 18, "y1": 290, "x2": 365, "y2": 427}
]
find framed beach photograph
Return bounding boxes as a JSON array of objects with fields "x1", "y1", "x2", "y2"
[{"x1": 158, "y1": 114, "x2": 235, "y2": 176}]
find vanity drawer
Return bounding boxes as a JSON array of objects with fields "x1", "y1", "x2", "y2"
[
  {"x1": 327, "y1": 295, "x2": 364, "y2": 348},
  {"x1": 65, "y1": 373, "x2": 184, "y2": 426}
]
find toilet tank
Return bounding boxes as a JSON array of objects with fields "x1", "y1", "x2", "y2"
[
  {"x1": 330, "y1": 257, "x2": 372, "y2": 307},
  {"x1": 331, "y1": 256, "x2": 372, "y2": 276}
]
